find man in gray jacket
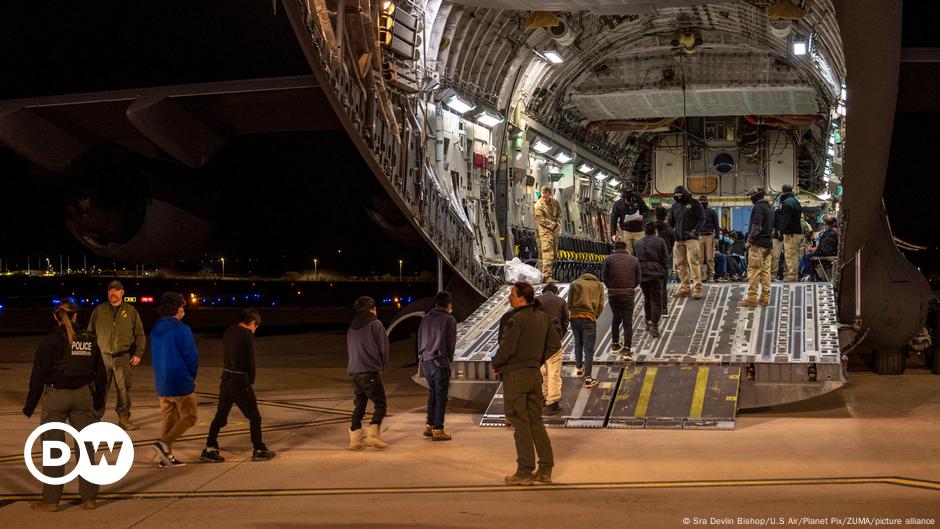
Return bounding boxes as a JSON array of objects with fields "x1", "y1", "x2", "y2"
[
  {"x1": 346, "y1": 296, "x2": 389, "y2": 450},
  {"x1": 88, "y1": 279, "x2": 146, "y2": 430},
  {"x1": 536, "y1": 283, "x2": 569, "y2": 414},
  {"x1": 417, "y1": 291, "x2": 457, "y2": 441},
  {"x1": 602, "y1": 241, "x2": 641, "y2": 356}
]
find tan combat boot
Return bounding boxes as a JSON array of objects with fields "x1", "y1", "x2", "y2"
[
  {"x1": 365, "y1": 424, "x2": 388, "y2": 449},
  {"x1": 758, "y1": 296, "x2": 770, "y2": 306},
  {"x1": 348, "y1": 428, "x2": 365, "y2": 450},
  {"x1": 431, "y1": 429, "x2": 452, "y2": 441},
  {"x1": 672, "y1": 288, "x2": 691, "y2": 299},
  {"x1": 118, "y1": 415, "x2": 139, "y2": 431},
  {"x1": 739, "y1": 298, "x2": 758, "y2": 308},
  {"x1": 691, "y1": 286, "x2": 703, "y2": 299}
]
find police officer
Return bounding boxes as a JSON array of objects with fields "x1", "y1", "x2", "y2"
[
  {"x1": 610, "y1": 184, "x2": 650, "y2": 255},
  {"x1": 88, "y1": 280, "x2": 146, "y2": 430},
  {"x1": 23, "y1": 301, "x2": 108, "y2": 512},
  {"x1": 533, "y1": 186, "x2": 562, "y2": 282},
  {"x1": 741, "y1": 186, "x2": 775, "y2": 307}
]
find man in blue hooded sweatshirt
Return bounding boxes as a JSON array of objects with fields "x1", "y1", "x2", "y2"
[
  {"x1": 417, "y1": 291, "x2": 456, "y2": 441},
  {"x1": 150, "y1": 292, "x2": 198, "y2": 467}
]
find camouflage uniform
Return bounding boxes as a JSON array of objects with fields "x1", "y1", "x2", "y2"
[{"x1": 534, "y1": 197, "x2": 561, "y2": 281}]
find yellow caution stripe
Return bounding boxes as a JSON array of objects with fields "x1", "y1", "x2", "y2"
[
  {"x1": 689, "y1": 367, "x2": 709, "y2": 418},
  {"x1": 634, "y1": 366, "x2": 658, "y2": 417}
]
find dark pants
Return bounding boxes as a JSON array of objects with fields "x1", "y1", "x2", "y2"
[
  {"x1": 570, "y1": 318, "x2": 596, "y2": 374},
  {"x1": 422, "y1": 361, "x2": 450, "y2": 429},
  {"x1": 663, "y1": 254, "x2": 672, "y2": 314},
  {"x1": 39, "y1": 386, "x2": 100, "y2": 504},
  {"x1": 502, "y1": 368, "x2": 553, "y2": 475},
  {"x1": 351, "y1": 372, "x2": 387, "y2": 430},
  {"x1": 609, "y1": 295, "x2": 635, "y2": 347},
  {"x1": 207, "y1": 376, "x2": 265, "y2": 451},
  {"x1": 640, "y1": 280, "x2": 664, "y2": 326}
]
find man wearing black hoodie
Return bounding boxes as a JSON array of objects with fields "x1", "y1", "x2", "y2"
[
  {"x1": 742, "y1": 186, "x2": 775, "y2": 307},
  {"x1": 668, "y1": 186, "x2": 705, "y2": 299},
  {"x1": 418, "y1": 291, "x2": 457, "y2": 441},
  {"x1": 347, "y1": 296, "x2": 390, "y2": 450},
  {"x1": 610, "y1": 184, "x2": 650, "y2": 255}
]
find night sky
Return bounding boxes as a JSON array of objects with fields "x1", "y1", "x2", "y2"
[{"x1": 0, "y1": 1, "x2": 938, "y2": 277}]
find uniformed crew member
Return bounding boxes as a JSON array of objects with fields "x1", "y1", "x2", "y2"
[
  {"x1": 493, "y1": 282, "x2": 561, "y2": 486},
  {"x1": 533, "y1": 186, "x2": 562, "y2": 282},
  {"x1": 698, "y1": 195, "x2": 721, "y2": 282},
  {"x1": 741, "y1": 186, "x2": 775, "y2": 307},
  {"x1": 88, "y1": 280, "x2": 146, "y2": 431},
  {"x1": 610, "y1": 184, "x2": 650, "y2": 255},
  {"x1": 668, "y1": 186, "x2": 705, "y2": 299},
  {"x1": 24, "y1": 301, "x2": 108, "y2": 512},
  {"x1": 777, "y1": 184, "x2": 804, "y2": 281}
]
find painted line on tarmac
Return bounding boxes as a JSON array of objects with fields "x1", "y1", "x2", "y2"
[
  {"x1": 0, "y1": 416, "x2": 351, "y2": 464},
  {"x1": 2, "y1": 476, "x2": 939, "y2": 502}
]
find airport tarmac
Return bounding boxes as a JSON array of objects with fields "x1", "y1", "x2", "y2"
[{"x1": 0, "y1": 330, "x2": 938, "y2": 528}]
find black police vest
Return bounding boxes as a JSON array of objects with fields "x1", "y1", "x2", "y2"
[{"x1": 54, "y1": 330, "x2": 97, "y2": 380}]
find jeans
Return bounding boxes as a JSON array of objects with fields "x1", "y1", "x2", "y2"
[
  {"x1": 639, "y1": 280, "x2": 663, "y2": 326},
  {"x1": 351, "y1": 372, "x2": 387, "y2": 430},
  {"x1": 570, "y1": 318, "x2": 596, "y2": 375},
  {"x1": 715, "y1": 252, "x2": 728, "y2": 278},
  {"x1": 609, "y1": 295, "x2": 635, "y2": 347},
  {"x1": 422, "y1": 361, "x2": 450, "y2": 429},
  {"x1": 207, "y1": 376, "x2": 265, "y2": 451}
]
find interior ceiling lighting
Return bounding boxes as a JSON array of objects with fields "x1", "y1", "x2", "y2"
[
  {"x1": 543, "y1": 50, "x2": 564, "y2": 64},
  {"x1": 444, "y1": 93, "x2": 475, "y2": 114},
  {"x1": 792, "y1": 35, "x2": 807, "y2": 56},
  {"x1": 577, "y1": 163, "x2": 594, "y2": 174},
  {"x1": 595, "y1": 171, "x2": 609, "y2": 181},
  {"x1": 609, "y1": 178, "x2": 621, "y2": 187},
  {"x1": 532, "y1": 138, "x2": 553, "y2": 154},
  {"x1": 474, "y1": 110, "x2": 504, "y2": 128},
  {"x1": 553, "y1": 151, "x2": 573, "y2": 164}
]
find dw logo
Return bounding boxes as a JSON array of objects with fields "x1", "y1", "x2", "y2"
[{"x1": 24, "y1": 422, "x2": 135, "y2": 485}]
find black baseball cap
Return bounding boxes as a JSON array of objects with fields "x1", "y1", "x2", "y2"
[{"x1": 107, "y1": 280, "x2": 124, "y2": 291}]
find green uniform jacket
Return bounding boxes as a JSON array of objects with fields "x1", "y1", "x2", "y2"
[
  {"x1": 567, "y1": 273, "x2": 606, "y2": 318},
  {"x1": 88, "y1": 302, "x2": 147, "y2": 357},
  {"x1": 492, "y1": 304, "x2": 561, "y2": 376}
]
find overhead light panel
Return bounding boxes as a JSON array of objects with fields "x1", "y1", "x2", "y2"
[
  {"x1": 444, "y1": 93, "x2": 475, "y2": 114},
  {"x1": 609, "y1": 178, "x2": 621, "y2": 187},
  {"x1": 474, "y1": 110, "x2": 504, "y2": 128},
  {"x1": 577, "y1": 163, "x2": 594, "y2": 174},
  {"x1": 553, "y1": 151, "x2": 573, "y2": 164},
  {"x1": 595, "y1": 171, "x2": 609, "y2": 181},
  {"x1": 543, "y1": 50, "x2": 564, "y2": 64},
  {"x1": 792, "y1": 35, "x2": 807, "y2": 56},
  {"x1": 531, "y1": 138, "x2": 553, "y2": 154}
]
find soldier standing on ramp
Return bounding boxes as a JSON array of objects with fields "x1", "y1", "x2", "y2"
[{"x1": 533, "y1": 186, "x2": 562, "y2": 282}]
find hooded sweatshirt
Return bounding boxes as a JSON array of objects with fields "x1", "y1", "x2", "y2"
[
  {"x1": 150, "y1": 316, "x2": 198, "y2": 397},
  {"x1": 610, "y1": 192, "x2": 650, "y2": 234},
  {"x1": 747, "y1": 196, "x2": 775, "y2": 249},
  {"x1": 668, "y1": 186, "x2": 705, "y2": 241},
  {"x1": 417, "y1": 306, "x2": 457, "y2": 367},
  {"x1": 567, "y1": 273, "x2": 606, "y2": 320},
  {"x1": 347, "y1": 311, "x2": 389, "y2": 375}
]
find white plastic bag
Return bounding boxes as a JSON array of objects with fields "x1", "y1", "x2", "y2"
[{"x1": 505, "y1": 257, "x2": 544, "y2": 285}]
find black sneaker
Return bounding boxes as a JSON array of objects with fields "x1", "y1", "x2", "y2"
[
  {"x1": 575, "y1": 367, "x2": 584, "y2": 377},
  {"x1": 159, "y1": 454, "x2": 186, "y2": 468},
  {"x1": 648, "y1": 326, "x2": 660, "y2": 338},
  {"x1": 544, "y1": 401, "x2": 562, "y2": 415},
  {"x1": 252, "y1": 449, "x2": 276, "y2": 461},
  {"x1": 584, "y1": 377, "x2": 599, "y2": 389},
  {"x1": 152, "y1": 441, "x2": 172, "y2": 466},
  {"x1": 200, "y1": 447, "x2": 225, "y2": 463},
  {"x1": 611, "y1": 342, "x2": 623, "y2": 353}
]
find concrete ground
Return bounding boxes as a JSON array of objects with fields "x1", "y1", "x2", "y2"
[{"x1": 0, "y1": 330, "x2": 938, "y2": 528}]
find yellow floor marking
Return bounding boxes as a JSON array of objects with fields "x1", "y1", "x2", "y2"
[
  {"x1": 690, "y1": 367, "x2": 710, "y2": 418},
  {"x1": 634, "y1": 366, "x2": 658, "y2": 417}
]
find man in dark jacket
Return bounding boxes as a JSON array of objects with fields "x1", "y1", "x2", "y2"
[
  {"x1": 536, "y1": 283, "x2": 568, "y2": 414},
  {"x1": 778, "y1": 184, "x2": 803, "y2": 281},
  {"x1": 347, "y1": 296, "x2": 390, "y2": 450},
  {"x1": 602, "y1": 241, "x2": 640, "y2": 356},
  {"x1": 418, "y1": 291, "x2": 457, "y2": 441},
  {"x1": 698, "y1": 196, "x2": 720, "y2": 283},
  {"x1": 668, "y1": 186, "x2": 705, "y2": 299},
  {"x1": 742, "y1": 187, "x2": 775, "y2": 307},
  {"x1": 151, "y1": 292, "x2": 198, "y2": 467},
  {"x1": 810, "y1": 216, "x2": 840, "y2": 280},
  {"x1": 633, "y1": 222, "x2": 669, "y2": 337},
  {"x1": 610, "y1": 184, "x2": 650, "y2": 255},
  {"x1": 493, "y1": 282, "x2": 561, "y2": 486},
  {"x1": 654, "y1": 206, "x2": 674, "y2": 316},
  {"x1": 202, "y1": 308, "x2": 275, "y2": 463}
]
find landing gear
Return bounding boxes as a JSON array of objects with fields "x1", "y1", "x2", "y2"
[{"x1": 872, "y1": 349, "x2": 906, "y2": 375}]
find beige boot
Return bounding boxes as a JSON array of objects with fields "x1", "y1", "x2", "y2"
[
  {"x1": 365, "y1": 424, "x2": 388, "y2": 449},
  {"x1": 691, "y1": 286, "x2": 703, "y2": 299},
  {"x1": 739, "y1": 298, "x2": 758, "y2": 308},
  {"x1": 672, "y1": 288, "x2": 691, "y2": 299},
  {"x1": 431, "y1": 429, "x2": 452, "y2": 441},
  {"x1": 348, "y1": 428, "x2": 364, "y2": 450},
  {"x1": 118, "y1": 415, "x2": 139, "y2": 431}
]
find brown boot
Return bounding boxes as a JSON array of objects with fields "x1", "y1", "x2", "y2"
[
  {"x1": 31, "y1": 502, "x2": 59, "y2": 512},
  {"x1": 504, "y1": 473, "x2": 534, "y2": 486},
  {"x1": 365, "y1": 424, "x2": 388, "y2": 449},
  {"x1": 423, "y1": 424, "x2": 433, "y2": 438},
  {"x1": 431, "y1": 429, "x2": 452, "y2": 442},
  {"x1": 672, "y1": 288, "x2": 691, "y2": 299},
  {"x1": 758, "y1": 297, "x2": 770, "y2": 306},
  {"x1": 82, "y1": 500, "x2": 98, "y2": 510},
  {"x1": 739, "y1": 298, "x2": 758, "y2": 308},
  {"x1": 531, "y1": 468, "x2": 553, "y2": 483},
  {"x1": 118, "y1": 415, "x2": 139, "y2": 431},
  {"x1": 691, "y1": 286, "x2": 703, "y2": 299}
]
